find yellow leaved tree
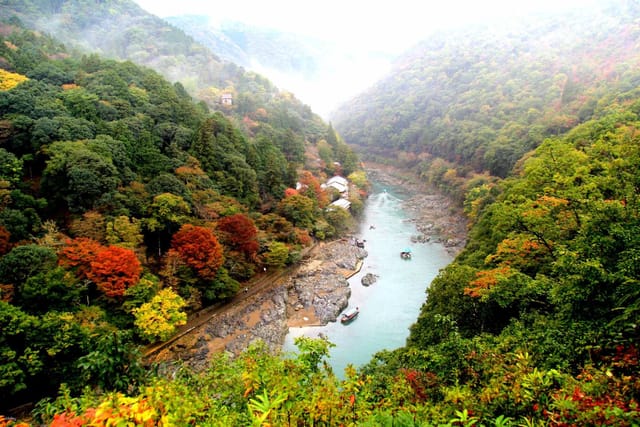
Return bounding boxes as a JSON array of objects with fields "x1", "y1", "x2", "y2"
[
  {"x1": 0, "y1": 69, "x2": 28, "y2": 91},
  {"x1": 133, "y1": 287, "x2": 187, "y2": 342}
]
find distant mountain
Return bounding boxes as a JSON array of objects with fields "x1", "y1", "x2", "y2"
[
  {"x1": 166, "y1": 16, "x2": 325, "y2": 78},
  {"x1": 332, "y1": 1, "x2": 640, "y2": 177},
  {"x1": 1, "y1": 0, "x2": 227, "y2": 91},
  {"x1": 0, "y1": 0, "x2": 327, "y2": 140},
  {"x1": 165, "y1": 15, "x2": 397, "y2": 118}
]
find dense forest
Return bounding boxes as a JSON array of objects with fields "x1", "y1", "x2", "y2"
[
  {"x1": 1, "y1": 0, "x2": 640, "y2": 426},
  {"x1": 332, "y1": 1, "x2": 640, "y2": 178},
  {"x1": 0, "y1": 9, "x2": 363, "y2": 417},
  {"x1": 0, "y1": 0, "x2": 331, "y2": 136}
]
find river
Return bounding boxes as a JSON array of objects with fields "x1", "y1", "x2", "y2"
[{"x1": 282, "y1": 182, "x2": 454, "y2": 376}]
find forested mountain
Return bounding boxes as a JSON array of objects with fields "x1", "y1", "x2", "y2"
[
  {"x1": 165, "y1": 15, "x2": 396, "y2": 118},
  {"x1": 165, "y1": 16, "x2": 326, "y2": 79},
  {"x1": 0, "y1": 15, "x2": 362, "y2": 411},
  {"x1": 0, "y1": 0, "x2": 327, "y2": 142},
  {"x1": 332, "y1": 1, "x2": 640, "y2": 177}
]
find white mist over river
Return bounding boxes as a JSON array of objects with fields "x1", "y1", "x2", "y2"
[{"x1": 283, "y1": 183, "x2": 454, "y2": 376}]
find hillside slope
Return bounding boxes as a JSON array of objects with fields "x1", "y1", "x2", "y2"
[
  {"x1": 0, "y1": 0, "x2": 327, "y2": 141},
  {"x1": 332, "y1": 1, "x2": 640, "y2": 177}
]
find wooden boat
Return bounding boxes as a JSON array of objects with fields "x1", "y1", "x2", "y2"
[
  {"x1": 341, "y1": 307, "x2": 359, "y2": 323},
  {"x1": 400, "y1": 248, "x2": 412, "y2": 259}
]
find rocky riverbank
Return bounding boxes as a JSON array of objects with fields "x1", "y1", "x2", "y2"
[
  {"x1": 149, "y1": 239, "x2": 368, "y2": 370},
  {"x1": 366, "y1": 165, "x2": 467, "y2": 255},
  {"x1": 286, "y1": 239, "x2": 367, "y2": 326},
  {"x1": 150, "y1": 166, "x2": 466, "y2": 371}
]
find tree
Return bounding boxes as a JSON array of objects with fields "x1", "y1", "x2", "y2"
[
  {"x1": 58, "y1": 237, "x2": 104, "y2": 280},
  {"x1": 216, "y1": 213, "x2": 259, "y2": 260},
  {"x1": 263, "y1": 241, "x2": 289, "y2": 269},
  {"x1": 0, "y1": 244, "x2": 57, "y2": 287},
  {"x1": 170, "y1": 224, "x2": 224, "y2": 281},
  {"x1": 69, "y1": 210, "x2": 106, "y2": 242},
  {"x1": 145, "y1": 192, "x2": 191, "y2": 256},
  {"x1": 106, "y1": 215, "x2": 144, "y2": 250},
  {"x1": 0, "y1": 69, "x2": 29, "y2": 91},
  {"x1": 324, "y1": 206, "x2": 354, "y2": 237},
  {"x1": 133, "y1": 288, "x2": 187, "y2": 342},
  {"x1": 76, "y1": 330, "x2": 145, "y2": 393},
  {"x1": 0, "y1": 148, "x2": 23, "y2": 185},
  {"x1": 87, "y1": 246, "x2": 142, "y2": 298},
  {"x1": 277, "y1": 194, "x2": 316, "y2": 229},
  {"x1": 40, "y1": 140, "x2": 121, "y2": 212},
  {"x1": 146, "y1": 193, "x2": 191, "y2": 231},
  {"x1": 255, "y1": 213, "x2": 296, "y2": 243},
  {"x1": 19, "y1": 267, "x2": 82, "y2": 314},
  {"x1": 0, "y1": 301, "x2": 40, "y2": 396},
  {"x1": 0, "y1": 226, "x2": 12, "y2": 256},
  {"x1": 297, "y1": 170, "x2": 328, "y2": 208}
]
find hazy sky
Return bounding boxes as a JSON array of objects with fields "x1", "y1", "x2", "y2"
[
  {"x1": 134, "y1": 0, "x2": 593, "y2": 48},
  {"x1": 133, "y1": 0, "x2": 597, "y2": 117}
]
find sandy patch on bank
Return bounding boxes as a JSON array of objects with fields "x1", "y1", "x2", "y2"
[{"x1": 287, "y1": 306, "x2": 321, "y2": 327}]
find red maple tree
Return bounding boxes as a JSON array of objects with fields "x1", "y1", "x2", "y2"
[
  {"x1": 0, "y1": 226, "x2": 11, "y2": 256},
  {"x1": 216, "y1": 213, "x2": 259, "y2": 259},
  {"x1": 58, "y1": 237, "x2": 105, "y2": 279},
  {"x1": 170, "y1": 224, "x2": 224, "y2": 280},
  {"x1": 298, "y1": 170, "x2": 328, "y2": 207},
  {"x1": 87, "y1": 246, "x2": 142, "y2": 298}
]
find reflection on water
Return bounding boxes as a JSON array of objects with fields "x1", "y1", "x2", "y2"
[{"x1": 282, "y1": 183, "x2": 453, "y2": 377}]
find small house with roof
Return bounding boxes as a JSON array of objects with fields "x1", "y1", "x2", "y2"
[
  {"x1": 324, "y1": 175, "x2": 349, "y2": 195},
  {"x1": 329, "y1": 198, "x2": 351, "y2": 210},
  {"x1": 220, "y1": 93, "x2": 233, "y2": 105}
]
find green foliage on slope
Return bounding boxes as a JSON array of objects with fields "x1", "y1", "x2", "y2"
[
  {"x1": 333, "y1": 2, "x2": 640, "y2": 177},
  {"x1": 0, "y1": 20, "x2": 361, "y2": 411},
  {"x1": 0, "y1": 0, "x2": 327, "y2": 143}
]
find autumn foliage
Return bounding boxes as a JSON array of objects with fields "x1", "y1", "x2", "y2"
[
  {"x1": 58, "y1": 238, "x2": 105, "y2": 279},
  {"x1": 216, "y1": 213, "x2": 259, "y2": 259},
  {"x1": 0, "y1": 69, "x2": 29, "y2": 91},
  {"x1": 87, "y1": 246, "x2": 142, "y2": 298},
  {"x1": 297, "y1": 170, "x2": 329, "y2": 207},
  {"x1": 284, "y1": 187, "x2": 298, "y2": 197},
  {"x1": 0, "y1": 226, "x2": 11, "y2": 256},
  {"x1": 170, "y1": 224, "x2": 224, "y2": 280},
  {"x1": 464, "y1": 266, "x2": 512, "y2": 298}
]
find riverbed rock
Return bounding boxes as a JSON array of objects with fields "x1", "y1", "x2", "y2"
[
  {"x1": 287, "y1": 239, "x2": 365, "y2": 323},
  {"x1": 361, "y1": 272, "x2": 378, "y2": 286},
  {"x1": 291, "y1": 269, "x2": 351, "y2": 323}
]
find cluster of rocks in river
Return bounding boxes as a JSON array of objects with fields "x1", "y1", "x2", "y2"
[
  {"x1": 361, "y1": 272, "x2": 378, "y2": 286},
  {"x1": 404, "y1": 194, "x2": 467, "y2": 255}
]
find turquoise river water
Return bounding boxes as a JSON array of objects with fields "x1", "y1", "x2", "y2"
[{"x1": 282, "y1": 183, "x2": 454, "y2": 376}]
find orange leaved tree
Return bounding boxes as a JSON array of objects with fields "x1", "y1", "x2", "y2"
[
  {"x1": 170, "y1": 224, "x2": 224, "y2": 280},
  {"x1": 58, "y1": 237, "x2": 105, "y2": 279},
  {"x1": 87, "y1": 246, "x2": 142, "y2": 298}
]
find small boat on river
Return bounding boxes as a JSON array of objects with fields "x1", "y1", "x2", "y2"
[
  {"x1": 400, "y1": 248, "x2": 412, "y2": 259},
  {"x1": 341, "y1": 307, "x2": 359, "y2": 323}
]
